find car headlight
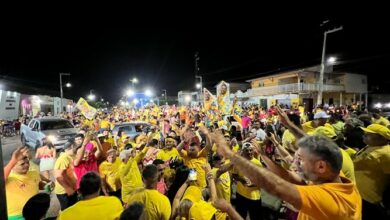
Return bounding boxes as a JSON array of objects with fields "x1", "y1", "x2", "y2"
[{"x1": 47, "y1": 135, "x2": 57, "y2": 143}]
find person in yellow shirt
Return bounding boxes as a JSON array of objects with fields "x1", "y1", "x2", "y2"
[
  {"x1": 231, "y1": 142, "x2": 262, "y2": 220},
  {"x1": 4, "y1": 147, "x2": 43, "y2": 220},
  {"x1": 211, "y1": 154, "x2": 231, "y2": 203},
  {"x1": 302, "y1": 111, "x2": 332, "y2": 134},
  {"x1": 212, "y1": 131, "x2": 362, "y2": 220},
  {"x1": 119, "y1": 144, "x2": 148, "y2": 204},
  {"x1": 177, "y1": 127, "x2": 212, "y2": 189},
  {"x1": 372, "y1": 112, "x2": 390, "y2": 127},
  {"x1": 156, "y1": 136, "x2": 181, "y2": 162},
  {"x1": 100, "y1": 115, "x2": 111, "y2": 130},
  {"x1": 54, "y1": 141, "x2": 78, "y2": 211},
  {"x1": 127, "y1": 164, "x2": 172, "y2": 220},
  {"x1": 58, "y1": 172, "x2": 123, "y2": 220},
  {"x1": 312, "y1": 126, "x2": 356, "y2": 182},
  {"x1": 354, "y1": 124, "x2": 390, "y2": 219},
  {"x1": 99, "y1": 149, "x2": 122, "y2": 200}
]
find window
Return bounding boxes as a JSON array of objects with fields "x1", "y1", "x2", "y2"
[
  {"x1": 29, "y1": 121, "x2": 36, "y2": 129},
  {"x1": 33, "y1": 122, "x2": 39, "y2": 130},
  {"x1": 40, "y1": 120, "x2": 74, "y2": 130}
]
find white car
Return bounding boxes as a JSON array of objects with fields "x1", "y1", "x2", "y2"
[{"x1": 21, "y1": 117, "x2": 78, "y2": 149}]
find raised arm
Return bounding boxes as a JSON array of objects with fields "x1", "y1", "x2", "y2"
[
  {"x1": 212, "y1": 132, "x2": 302, "y2": 210},
  {"x1": 4, "y1": 147, "x2": 28, "y2": 180},
  {"x1": 275, "y1": 106, "x2": 306, "y2": 140}
]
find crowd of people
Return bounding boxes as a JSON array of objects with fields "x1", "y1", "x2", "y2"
[{"x1": 4, "y1": 102, "x2": 390, "y2": 219}]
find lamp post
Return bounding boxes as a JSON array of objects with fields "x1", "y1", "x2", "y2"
[
  {"x1": 59, "y1": 73, "x2": 71, "y2": 114},
  {"x1": 317, "y1": 25, "x2": 343, "y2": 106},
  {"x1": 130, "y1": 77, "x2": 138, "y2": 88},
  {"x1": 162, "y1": 89, "x2": 167, "y2": 103}
]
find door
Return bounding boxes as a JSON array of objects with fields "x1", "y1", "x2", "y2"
[{"x1": 303, "y1": 98, "x2": 314, "y2": 113}]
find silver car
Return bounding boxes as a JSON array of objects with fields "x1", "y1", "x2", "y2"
[{"x1": 21, "y1": 117, "x2": 78, "y2": 149}]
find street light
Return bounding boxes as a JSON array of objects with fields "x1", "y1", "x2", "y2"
[
  {"x1": 88, "y1": 90, "x2": 95, "y2": 101},
  {"x1": 145, "y1": 89, "x2": 153, "y2": 97},
  {"x1": 195, "y1": 75, "x2": 203, "y2": 103},
  {"x1": 59, "y1": 73, "x2": 71, "y2": 113},
  {"x1": 184, "y1": 95, "x2": 191, "y2": 103},
  {"x1": 162, "y1": 89, "x2": 167, "y2": 103},
  {"x1": 327, "y1": 56, "x2": 336, "y2": 64},
  {"x1": 196, "y1": 83, "x2": 201, "y2": 89},
  {"x1": 130, "y1": 77, "x2": 138, "y2": 88},
  {"x1": 126, "y1": 89, "x2": 134, "y2": 96},
  {"x1": 65, "y1": 82, "x2": 72, "y2": 88},
  {"x1": 317, "y1": 24, "x2": 343, "y2": 106}
]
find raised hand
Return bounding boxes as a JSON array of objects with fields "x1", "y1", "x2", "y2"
[
  {"x1": 210, "y1": 131, "x2": 234, "y2": 159},
  {"x1": 11, "y1": 146, "x2": 29, "y2": 162}
]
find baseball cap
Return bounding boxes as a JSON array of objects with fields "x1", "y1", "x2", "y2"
[
  {"x1": 360, "y1": 124, "x2": 390, "y2": 140},
  {"x1": 314, "y1": 111, "x2": 330, "y2": 119},
  {"x1": 313, "y1": 126, "x2": 337, "y2": 139}
]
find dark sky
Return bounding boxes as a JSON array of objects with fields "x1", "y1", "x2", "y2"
[{"x1": 1, "y1": 12, "x2": 390, "y2": 103}]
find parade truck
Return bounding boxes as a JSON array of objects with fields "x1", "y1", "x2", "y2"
[{"x1": 21, "y1": 117, "x2": 78, "y2": 150}]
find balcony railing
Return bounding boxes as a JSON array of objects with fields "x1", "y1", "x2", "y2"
[{"x1": 247, "y1": 83, "x2": 344, "y2": 97}]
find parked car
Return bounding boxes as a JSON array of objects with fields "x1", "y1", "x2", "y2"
[
  {"x1": 111, "y1": 121, "x2": 151, "y2": 139},
  {"x1": 21, "y1": 117, "x2": 78, "y2": 149}
]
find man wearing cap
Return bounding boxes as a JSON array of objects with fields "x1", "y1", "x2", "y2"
[
  {"x1": 354, "y1": 124, "x2": 390, "y2": 218},
  {"x1": 302, "y1": 111, "x2": 332, "y2": 134},
  {"x1": 99, "y1": 149, "x2": 122, "y2": 200}
]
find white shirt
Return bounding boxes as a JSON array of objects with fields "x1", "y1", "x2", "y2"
[{"x1": 251, "y1": 128, "x2": 266, "y2": 141}]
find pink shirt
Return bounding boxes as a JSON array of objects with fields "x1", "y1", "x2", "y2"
[
  {"x1": 74, "y1": 152, "x2": 98, "y2": 188},
  {"x1": 156, "y1": 179, "x2": 167, "y2": 195},
  {"x1": 241, "y1": 116, "x2": 251, "y2": 129}
]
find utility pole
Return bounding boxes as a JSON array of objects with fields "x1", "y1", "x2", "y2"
[
  {"x1": 194, "y1": 52, "x2": 203, "y2": 104},
  {"x1": 317, "y1": 25, "x2": 343, "y2": 106},
  {"x1": 59, "y1": 73, "x2": 70, "y2": 114}
]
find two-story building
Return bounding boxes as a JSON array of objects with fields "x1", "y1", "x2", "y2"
[{"x1": 242, "y1": 65, "x2": 367, "y2": 112}]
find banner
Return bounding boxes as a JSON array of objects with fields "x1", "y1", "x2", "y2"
[
  {"x1": 203, "y1": 88, "x2": 217, "y2": 111},
  {"x1": 76, "y1": 98, "x2": 97, "y2": 120},
  {"x1": 216, "y1": 81, "x2": 231, "y2": 115}
]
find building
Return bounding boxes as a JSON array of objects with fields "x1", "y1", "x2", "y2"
[
  {"x1": 235, "y1": 65, "x2": 367, "y2": 112},
  {"x1": 0, "y1": 90, "x2": 21, "y2": 120},
  {"x1": 178, "y1": 91, "x2": 199, "y2": 106}
]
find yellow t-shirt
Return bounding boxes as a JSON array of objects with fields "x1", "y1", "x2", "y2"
[
  {"x1": 99, "y1": 159, "x2": 122, "y2": 192},
  {"x1": 344, "y1": 147, "x2": 357, "y2": 157},
  {"x1": 332, "y1": 121, "x2": 345, "y2": 135},
  {"x1": 100, "y1": 119, "x2": 110, "y2": 129},
  {"x1": 58, "y1": 196, "x2": 123, "y2": 220},
  {"x1": 182, "y1": 148, "x2": 208, "y2": 188},
  {"x1": 233, "y1": 158, "x2": 262, "y2": 200},
  {"x1": 296, "y1": 176, "x2": 362, "y2": 220},
  {"x1": 372, "y1": 116, "x2": 390, "y2": 127},
  {"x1": 232, "y1": 144, "x2": 240, "y2": 153},
  {"x1": 212, "y1": 167, "x2": 231, "y2": 202},
  {"x1": 282, "y1": 129, "x2": 296, "y2": 151},
  {"x1": 54, "y1": 153, "x2": 77, "y2": 195},
  {"x1": 127, "y1": 189, "x2": 171, "y2": 220},
  {"x1": 302, "y1": 121, "x2": 315, "y2": 134},
  {"x1": 340, "y1": 149, "x2": 355, "y2": 183},
  {"x1": 156, "y1": 148, "x2": 181, "y2": 162},
  {"x1": 353, "y1": 145, "x2": 390, "y2": 203},
  {"x1": 6, "y1": 170, "x2": 40, "y2": 217},
  {"x1": 119, "y1": 147, "x2": 148, "y2": 202}
]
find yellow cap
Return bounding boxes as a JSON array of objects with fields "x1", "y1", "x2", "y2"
[
  {"x1": 361, "y1": 124, "x2": 390, "y2": 140},
  {"x1": 313, "y1": 126, "x2": 337, "y2": 139},
  {"x1": 182, "y1": 186, "x2": 202, "y2": 203},
  {"x1": 189, "y1": 200, "x2": 217, "y2": 220}
]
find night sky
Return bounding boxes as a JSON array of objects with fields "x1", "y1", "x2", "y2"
[{"x1": 1, "y1": 12, "x2": 389, "y2": 103}]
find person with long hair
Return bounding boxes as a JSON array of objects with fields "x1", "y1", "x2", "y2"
[{"x1": 36, "y1": 137, "x2": 56, "y2": 180}]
